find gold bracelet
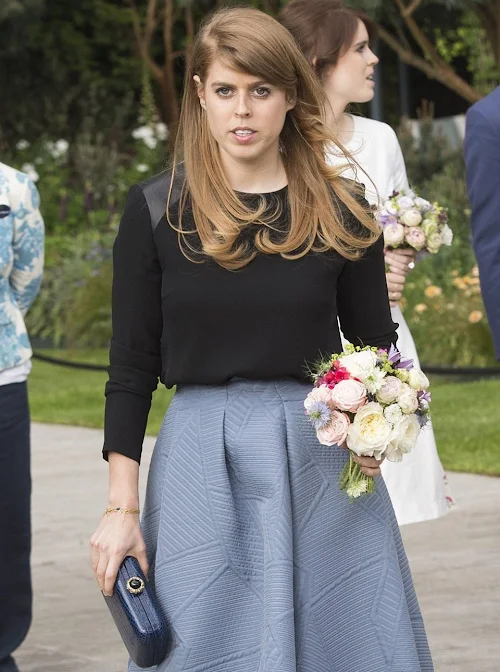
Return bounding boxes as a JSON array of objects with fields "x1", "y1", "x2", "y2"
[{"x1": 103, "y1": 506, "x2": 140, "y2": 516}]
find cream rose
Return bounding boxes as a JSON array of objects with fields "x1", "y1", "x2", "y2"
[
  {"x1": 383, "y1": 223, "x2": 405, "y2": 248},
  {"x1": 397, "y1": 383, "x2": 419, "y2": 414},
  {"x1": 408, "y1": 368, "x2": 430, "y2": 391},
  {"x1": 400, "y1": 209, "x2": 422, "y2": 227},
  {"x1": 316, "y1": 411, "x2": 351, "y2": 446},
  {"x1": 330, "y1": 379, "x2": 367, "y2": 412},
  {"x1": 376, "y1": 375, "x2": 403, "y2": 404},
  {"x1": 385, "y1": 415, "x2": 421, "y2": 462},
  {"x1": 346, "y1": 402, "x2": 392, "y2": 458}
]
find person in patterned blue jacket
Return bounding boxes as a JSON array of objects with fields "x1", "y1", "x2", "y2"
[{"x1": 0, "y1": 161, "x2": 44, "y2": 672}]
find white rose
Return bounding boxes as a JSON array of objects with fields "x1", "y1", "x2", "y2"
[
  {"x1": 400, "y1": 209, "x2": 422, "y2": 227},
  {"x1": 384, "y1": 403, "x2": 404, "y2": 425},
  {"x1": 346, "y1": 402, "x2": 392, "y2": 458},
  {"x1": 397, "y1": 384, "x2": 419, "y2": 414},
  {"x1": 383, "y1": 223, "x2": 405, "y2": 247},
  {"x1": 441, "y1": 223, "x2": 453, "y2": 246},
  {"x1": 338, "y1": 350, "x2": 378, "y2": 384},
  {"x1": 376, "y1": 376, "x2": 403, "y2": 404},
  {"x1": 408, "y1": 368, "x2": 430, "y2": 391},
  {"x1": 414, "y1": 197, "x2": 432, "y2": 212},
  {"x1": 397, "y1": 195, "x2": 415, "y2": 210},
  {"x1": 385, "y1": 415, "x2": 421, "y2": 462},
  {"x1": 330, "y1": 379, "x2": 367, "y2": 412}
]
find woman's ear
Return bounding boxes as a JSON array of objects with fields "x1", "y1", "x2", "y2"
[{"x1": 193, "y1": 75, "x2": 206, "y2": 110}]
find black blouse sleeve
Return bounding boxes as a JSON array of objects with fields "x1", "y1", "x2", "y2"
[
  {"x1": 103, "y1": 185, "x2": 163, "y2": 463},
  {"x1": 337, "y1": 224, "x2": 398, "y2": 351}
]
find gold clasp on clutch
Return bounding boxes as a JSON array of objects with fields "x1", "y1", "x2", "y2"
[{"x1": 126, "y1": 576, "x2": 145, "y2": 595}]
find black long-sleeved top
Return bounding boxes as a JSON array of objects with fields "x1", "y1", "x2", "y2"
[{"x1": 104, "y1": 171, "x2": 398, "y2": 463}]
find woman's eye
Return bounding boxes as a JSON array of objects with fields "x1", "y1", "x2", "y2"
[
  {"x1": 254, "y1": 87, "x2": 271, "y2": 97},
  {"x1": 216, "y1": 87, "x2": 232, "y2": 97}
]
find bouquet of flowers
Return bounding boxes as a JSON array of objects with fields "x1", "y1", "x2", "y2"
[
  {"x1": 377, "y1": 188, "x2": 453, "y2": 254},
  {"x1": 304, "y1": 344, "x2": 431, "y2": 500}
]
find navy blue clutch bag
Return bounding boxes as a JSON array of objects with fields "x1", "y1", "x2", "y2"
[{"x1": 103, "y1": 556, "x2": 169, "y2": 668}]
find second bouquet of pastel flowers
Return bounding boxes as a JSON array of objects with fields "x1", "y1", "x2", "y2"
[{"x1": 304, "y1": 343, "x2": 431, "y2": 500}]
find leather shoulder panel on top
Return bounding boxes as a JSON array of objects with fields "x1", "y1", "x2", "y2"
[{"x1": 139, "y1": 164, "x2": 186, "y2": 233}]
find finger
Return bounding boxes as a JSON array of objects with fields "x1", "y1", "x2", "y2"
[
  {"x1": 104, "y1": 554, "x2": 122, "y2": 597},
  {"x1": 353, "y1": 455, "x2": 382, "y2": 468},
  {"x1": 389, "y1": 248, "x2": 415, "y2": 259},
  {"x1": 90, "y1": 537, "x2": 100, "y2": 573},
  {"x1": 361, "y1": 466, "x2": 382, "y2": 477},
  {"x1": 134, "y1": 548, "x2": 150, "y2": 579},
  {"x1": 95, "y1": 552, "x2": 109, "y2": 594}
]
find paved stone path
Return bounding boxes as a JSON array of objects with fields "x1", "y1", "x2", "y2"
[{"x1": 14, "y1": 423, "x2": 500, "y2": 671}]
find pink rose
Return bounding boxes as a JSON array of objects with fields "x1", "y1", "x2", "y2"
[
  {"x1": 405, "y1": 227, "x2": 426, "y2": 251},
  {"x1": 317, "y1": 410, "x2": 351, "y2": 446},
  {"x1": 330, "y1": 379, "x2": 367, "y2": 412},
  {"x1": 304, "y1": 384, "x2": 336, "y2": 411},
  {"x1": 376, "y1": 375, "x2": 402, "y2": 404}
]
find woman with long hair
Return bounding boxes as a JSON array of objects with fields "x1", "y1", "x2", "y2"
[
  {"x1": 280, "y1": 0, "x2": 455, "y2": 527},
  {"x1": 91, "y1": 7, "x2": 433, "y2": 670}
]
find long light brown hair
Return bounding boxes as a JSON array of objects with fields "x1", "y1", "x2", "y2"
[{"x1": 169, "y1": 6, "x2": 379, "y2": 270}]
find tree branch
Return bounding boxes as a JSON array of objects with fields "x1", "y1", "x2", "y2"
[
  {"x1": 401, "y1": 0, "x2": 423, "y2": 17},
  {"x1": 378, "y1": 26, "x2": 482, "y2": 104},
  {"x1": 393, "y1": 0, "x2": 446, "y2": 68}
]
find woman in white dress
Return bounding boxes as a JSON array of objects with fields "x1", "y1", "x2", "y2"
[{"x1": 280, "y1": 0, "x2": 455, "y2": 525}]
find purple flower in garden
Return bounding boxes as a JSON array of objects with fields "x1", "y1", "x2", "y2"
[{"x1": 305, "y1": 401, "x2": 332, "y2": 430}]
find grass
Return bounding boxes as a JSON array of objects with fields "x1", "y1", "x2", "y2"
[{"x1": 29, "y1": 350, "x2": 500, "y2": 476}]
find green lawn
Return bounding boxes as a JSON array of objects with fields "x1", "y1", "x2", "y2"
[{"x1": 29, "y1": 350, "x2": 500, "y2": 476}]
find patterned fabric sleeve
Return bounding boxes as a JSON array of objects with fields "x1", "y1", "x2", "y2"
[{"x1": 10, "y1": 175, "x2": 45, "y2": 315}]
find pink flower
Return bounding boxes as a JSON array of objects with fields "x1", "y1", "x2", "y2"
[
  {"x1": 405, "y1": 227, "x2": 426, "y2": 251},
  {"x1": 317, "y1": 411, "x2": 351, "y2": 446},
  {"x1": 330, "y1": 379, "x2": 367, "y2": 412},
  {"x1": 305, "y1": 385, "x2": 335, "y2": 410},
  {"x1": 376, "y1": 375, "x2": 402, "y2": 404}
]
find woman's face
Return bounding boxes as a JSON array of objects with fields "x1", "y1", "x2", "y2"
[
  {"x1": 323, "y1": 20, "x2": 379, "y2": 107},
  {"x1": 194, "y1": 58, "x2": 295, "y2": 168}
]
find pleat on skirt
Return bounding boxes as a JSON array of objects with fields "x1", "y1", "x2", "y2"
[{"x1": 129, "y1": 378, "x2": 434, "y2": 672}]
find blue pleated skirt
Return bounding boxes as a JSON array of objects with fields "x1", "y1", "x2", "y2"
[{"x1": 130, "y1": 378, "x2": 433, "y2": 672}]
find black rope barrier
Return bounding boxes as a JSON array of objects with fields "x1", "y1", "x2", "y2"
[
  {"x1": 33, "y1": 351, "x2": 500, "y2": 377},
  {"x1": 32, "y1": 351, "x2": 108, "y2": 371}
]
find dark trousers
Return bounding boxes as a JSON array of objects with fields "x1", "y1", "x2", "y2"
[{"x1": 0, "y1": 382, "x2": 32, "y2": 671}]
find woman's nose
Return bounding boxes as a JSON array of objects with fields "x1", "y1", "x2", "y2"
[{"x1": 235, "y1": 94, "x2": 251, "y2": 117}]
